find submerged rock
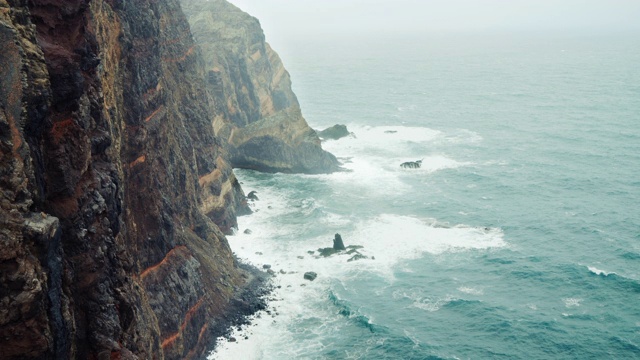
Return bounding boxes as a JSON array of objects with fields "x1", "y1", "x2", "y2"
[
  {"x1": 247, "y1": 191, "x2": 259, "y2": 201},
  {"x1": 400, "y1": 159, "x2": 423, "y2": 169},
  {"x1": 304, "y1": 272, "x2": 318, "y2": 281},
  {"x1": 317, "y1": 124, "x2": 351, "y2": 140},
  {"x1": 348, "y1": 254, "x2": 369, "y2": 262},
  {"x1": 317, "y1": 247, "x2": 338, "y2": 257},
  {"x1": 244, "y1": 229, "x2": 253, "y2": 234}
]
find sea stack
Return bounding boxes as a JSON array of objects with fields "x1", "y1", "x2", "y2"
[{"x1": 333, "y1": 233, "x2": 347, "y2": 251}]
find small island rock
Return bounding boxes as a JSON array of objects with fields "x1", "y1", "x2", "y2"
[
  {"x1": 333, "y1": 233, "x2": 346, "y2": 251},
  {"x1": 304, "y1": 272, "x2": 318, "y2": 281},
  {"x1": 317, "y1": 124, "x2": 351, "y2": 140}
]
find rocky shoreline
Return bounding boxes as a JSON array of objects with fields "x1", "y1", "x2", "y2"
[{"x1": 205, "y1": 262, "x2": 273, "y2": 354}]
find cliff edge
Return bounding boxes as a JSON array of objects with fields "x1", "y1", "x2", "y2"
[
  {"x1": 0, "y1": 1, "x2": 261, "y2": 359},
  {"x1": 181, "y1": 0, "x2": 340, "y2": 174}
]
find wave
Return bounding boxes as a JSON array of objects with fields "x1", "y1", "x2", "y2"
[
  {"x1": 585, "y1": 265, "x2": 640, "y2": 293},
  {"x1": 329, "y1": 291, "x2": 384, "y2": 334},
  {"x1": 588, "y1": 266, "x2": 616, "y2": 277}
]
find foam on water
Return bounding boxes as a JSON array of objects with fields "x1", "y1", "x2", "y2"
[
  {"x1": 588, "y1": 266, "x2": 616, "y2": 277},
  {"x1": 211, "y1": 171, "x2": 507, "y2": 359}
]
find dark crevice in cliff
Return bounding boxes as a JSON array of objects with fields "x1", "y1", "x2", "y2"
[{"x1": 45, "y1": 225, "x2": 69, "y2": 359}]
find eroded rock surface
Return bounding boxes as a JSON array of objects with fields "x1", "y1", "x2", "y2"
[
  {"x1": 0, "y1": 1, "x2": 260, "y2": 359},
  {"x1": 181, "y1": 0, "x2": 340, "y2": 174}
]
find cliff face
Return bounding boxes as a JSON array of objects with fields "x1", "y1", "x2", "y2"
[
  {"x1": 180, "y1": 0, "x2": 340, "y2": 174},
  {"x1": 0, "y1": 1, "x2": 256, "y2": 359}
]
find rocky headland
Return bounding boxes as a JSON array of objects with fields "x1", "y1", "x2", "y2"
[
  {"x1": 180, "y1": 0, "x2": 340, "y2": 174},
  {"x1": 0, "y1": 0, "x2": 280, "y2": 359}
]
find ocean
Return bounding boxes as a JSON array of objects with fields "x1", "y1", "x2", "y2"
[{"x1": 210, "y1": 32, "x2": 640, "y2": 359}]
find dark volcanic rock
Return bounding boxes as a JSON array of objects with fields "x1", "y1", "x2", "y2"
[
  {"x1": 348, "y1": 254, "x2": 369, "y2": 262},
  {"x1": 0, "y1": 1, "x2": 260, "y2": 359},
  {"x1": 333, "y1": 233, "x2": 346, "y2": 251},
  {"x1": 247, "y1": 191, "x2": 259, "y2": 201},
  {"x1": 304, "y1": 272, "x2": 318, "y2": 281},
  {"x1": 181, "y1": 0, "x2": 340, "y2": 174},
  {"x1": 401, "y1": 160, "x2": 423, "y2": 169},
  {"x1": 318, "y1": 124, "x2": 351, "y2": 140}
]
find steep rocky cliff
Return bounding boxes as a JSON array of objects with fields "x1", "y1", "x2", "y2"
[
  {"x1": 181, "y1": 0, "x2": 340, "y2": 174},
  {"x1": 0, "y1": 1, "x2": 262, "y2": 359}
]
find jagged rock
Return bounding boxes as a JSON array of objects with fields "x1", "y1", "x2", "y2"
[
  {"x1": 333, "y1": 233, "x2": 346, "y2": 250},
  {"x1": 181, "y1": 0, "x2": 340, "y2": 174},
  {"x1": 401, "y1": 160, "x2": 423, "y2": 169},
  {"x1": 317, "y1": 248, "x2": 339, "y2": 257},
  {"x1": 247, "y1": 191, "x2": 259, "y2": 201},
  {"x1": 304, "y1": 272, "x2": 318, "y2": 281},
  {"x1": 348, "y1": 254, "x2": 369, "y2": 262},
  {"x1": 318, "y1": 124, "x2": 351, "y2": 140}
]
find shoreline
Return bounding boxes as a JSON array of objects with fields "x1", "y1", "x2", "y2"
[{"x1": 205, "y1": 261, "x2": 273, "y2": 358}]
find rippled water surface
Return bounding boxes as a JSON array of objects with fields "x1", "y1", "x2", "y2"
[{"x1": 211, "y1": 33, "x2": 640, "y2": 359}]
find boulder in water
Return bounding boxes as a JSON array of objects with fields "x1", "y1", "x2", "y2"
[
  {"x1": 347, "y1": 254, "x2": 369, "y2": 262},
  {"x1": 400, "y1": 159, "x2": 423, "y2": 169},
  {"x1": 247, "y1": 191, "x2": 259, "y2": 201},
  {"x1": 317, "y1": 124, "x2": 350, "y2": 140},
  {"x1": 304, "y1": 272, "x2": 318, "y2": 281}
]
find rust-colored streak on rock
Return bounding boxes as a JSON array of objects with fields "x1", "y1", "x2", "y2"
[
  {"x1": 129, "y1": 155, "x2": 146, "y2": 168},
  {"x1": 184, "y1": 323, "x2": 209, "y2": 360},
  {"x1": 6, "y1": 111, "x2": 22, "y2": 156},
  {"x1": 144, "y1": 105, "x2": 165, "y2": 122},
  {"x1": 50, "y1": 118, "x2": 73, "y2": 142},
  {"x1": 161, "y1": 297, "x2": 205, "y2": 349},
  {"x1": 139, "y1": 245, "x2": 188, "y2": 280}
]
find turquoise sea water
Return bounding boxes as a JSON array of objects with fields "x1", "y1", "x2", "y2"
[{"x1": 212, "y1": 33, "x2": 640, "y2": 359}]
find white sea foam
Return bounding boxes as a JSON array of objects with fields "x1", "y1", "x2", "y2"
[
  {"x1": 563, "y1": 298, "x2": 583, "y2": 308},
  {"x1": 458, "y1": 286, "x2": 484, "y2": 296},
  {"x1": 211, "y1": 173, "x2": 506, "y2": 359},
  {"x1": 588, "y1": 266, "x2": 616, "y2": 276},
  {"x1": 393, "y1": 289, "x2": 458, "y2": 312}
]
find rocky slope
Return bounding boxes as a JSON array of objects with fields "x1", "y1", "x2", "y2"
[
  {"x1": 0, "y1": 1, "x2": 263, "y2": 359},
  {"x1": 181, "y1": 0, "x2": 340, "y2": 174}
]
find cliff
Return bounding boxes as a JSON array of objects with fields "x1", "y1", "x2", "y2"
[
  {"x1": 0, "y1": 1, "x2": 263, "y2": 359},
  {"x1": 180, "y1": 0, "x2": 340, "y2": 174}
]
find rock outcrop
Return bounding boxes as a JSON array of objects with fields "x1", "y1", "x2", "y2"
[
  {"x1": 180, "y1": 0, "x2": 340, "y2": 174},
  {"x1": 318, "y1": 124, "x2": 351, "y2": 140},
  {"x1": 0, "y1": 1, "x2": 261, "y2": 359}
]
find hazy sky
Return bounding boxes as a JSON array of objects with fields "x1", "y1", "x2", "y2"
[{"x1": 228, "y1": 0, "x2": 640, "y2": 46}]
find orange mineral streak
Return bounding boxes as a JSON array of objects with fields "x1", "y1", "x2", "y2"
[
  {"x1": 129, "y1": 155, "x2": 146, "y2": 168},
  {"x1": 50, "y1": 118, "x2": 74, "y2": 143},
  {"x1": 184, "y1": 323, "x2": 209, "y2": 360},
  {"x1": 7, "y1": 113, "x2": 22, "y2": 153},
  {"x1": 161, "y1": 297, "x2": 205, "y2": 349},
  {"x1": 144, "y1": 105, "x2": 164, "y2": 122},
  {"x1": 139, "y1": 245, "x2": 188, "y2": 280}
]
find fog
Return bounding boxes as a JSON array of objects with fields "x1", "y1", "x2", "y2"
[{"x1": 228, "y1": 0, "x2": 640, "y2": 48}]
